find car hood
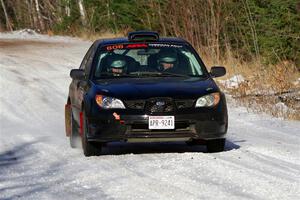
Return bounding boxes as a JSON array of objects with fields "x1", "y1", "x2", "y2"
[{"x1": 92, "y1": 77, "x2": 219, "y2": 100}]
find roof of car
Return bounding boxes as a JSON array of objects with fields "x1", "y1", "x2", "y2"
[{"x1": 95, "y1": 37, "x2": 189, "y2": 46}]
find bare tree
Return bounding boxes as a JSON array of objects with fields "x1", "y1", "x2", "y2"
[
  {"x1": 243, "y1": 0, "x2": 259, "y2": 57},
  {"x1": 78, "y1": 0, "x2": 87, "y2": 26},
  {"x1": 1, "y1": 0, "x2": 13, "y2": 31},
  {"x1": 34, "y1": 0, "x2": 45, "y2": 31},
  {"x1": 65, "y1": 0, "x2": 71, "y2": 17},
  {"x1": 0, "y1": 15, "x2": 4, "y2": 31}
]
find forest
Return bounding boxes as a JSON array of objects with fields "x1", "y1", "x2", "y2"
[{"x1": 1, "y1": 0, "x2": 299, "y2": 64}]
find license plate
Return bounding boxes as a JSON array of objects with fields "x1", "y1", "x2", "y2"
[{"x1": 148, "y1": 116, "x2": 175, "y2": 129}]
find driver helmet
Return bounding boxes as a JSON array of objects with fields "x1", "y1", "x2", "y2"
[
  {"x1": 157, "y1": 50, "x2": 178, "y2": 70},
  {"x1": 107, "y1": 57, "x2": 127, "y2": 75}
]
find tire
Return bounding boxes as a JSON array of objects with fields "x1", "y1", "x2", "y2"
[
  {"x1": 81, "y1": 111, "x2": 102, "y2": 157},
  {"x1": 206, "y1": 138, "x2": 225, "y2": 153},
  {"x1": 70, "y1": 109, "x2": 80, "y2": 148}
]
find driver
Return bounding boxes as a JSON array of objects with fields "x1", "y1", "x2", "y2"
[
  {"x1": 107, "y1": 58, "x2": 127, "y2": 76},
  {"x1": 157, "y1": 50, "x2": 178, "y2": 72}
]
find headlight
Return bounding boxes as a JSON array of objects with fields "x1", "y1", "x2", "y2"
[
  {"x1": 95, "y1": 95, "x2": 125, "y2": 109},
  {"x1": 195, "y1": 92, "x2": 220, "y2": 107}
]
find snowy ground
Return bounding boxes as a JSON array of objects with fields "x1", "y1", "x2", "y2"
[{"x1": 0, "y1": 32, "x2": 299, "y2": 200}]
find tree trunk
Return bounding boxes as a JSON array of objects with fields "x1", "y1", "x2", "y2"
[
  {"x1": 0, "y1": 16, "x2": 4, "y2": 31},
  {"x1": 26, "y1": 0, "x2": 33, "y2": 29},
  {"x1": 78, "y1": 0, "x2": 87, "y2": 26},
  {"x1": 30, "y1": 0, "x2": 39, "y2": 30},
  {"x1": 243, "y1": 0, "x2": 259, "y2": 57},
  {"x1": 0, "y1": 0, "x2": 13, "y2": 31},
  {"x1": 34, "y1": 0, "x2": 45, "y2": 31},
  {"x1": 65, "y1": 0, "x2": 71, "y2": 17}
]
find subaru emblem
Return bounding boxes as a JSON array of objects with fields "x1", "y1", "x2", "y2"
[{"x1": 156, "y1": 101, "x2": 165, "y2": 106}]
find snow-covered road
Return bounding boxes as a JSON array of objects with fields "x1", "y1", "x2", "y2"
[{"x1": 0, "y1": 33, "x2": 299, "y2": 200}]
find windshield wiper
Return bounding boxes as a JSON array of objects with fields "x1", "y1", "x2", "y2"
[
  {"x1": 129, "y1": 71, "x2": 189, "y2": 77},
  {"x1": 159, "y1": 72, "x2": 190, "y2": 77},
  {"x1": 97, "y1": 72, "x2": 135, "y2": 78},
  {"x1": 97, "y1": 71, "x2": 194, "y2": 78}
]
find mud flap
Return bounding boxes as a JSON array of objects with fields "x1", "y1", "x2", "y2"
[
  {"x1": 79, "y1": 112, "x2": 83, "y2": 137},
  {"x1": 65, "y1": 104, "x2": 71, "y2": 137}
]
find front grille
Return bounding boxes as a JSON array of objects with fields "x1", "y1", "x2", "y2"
[
  {"x1": 145, "y1": 98, "x2": 174, "y2": 114},
  {"x1": 124, "y1": 98, "x2": 195, "y2": 111},
  {"x1": 124, "y1": 100, "x2": 145, "y2": 110},
  {"x1": 175, "y1": 99, "x2": 195, "y2": 109}
]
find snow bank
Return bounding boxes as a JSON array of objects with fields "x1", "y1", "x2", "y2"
[
  {"x1": 275, "y1": 102, "x2": 289, "y2": 114},
  {"x1": 219, "y1": 74, "x2": 245, "y2": 89},
  {"x1": 293, "y1": 77, "x2": 300, "y2": 86},
  {"x1": 0, "y1": 29, "x2": 81, "y2": 42}
]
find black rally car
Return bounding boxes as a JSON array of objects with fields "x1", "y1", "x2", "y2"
[{"x1": 65, "y1": 31, "x2": 228, "y2": 156}]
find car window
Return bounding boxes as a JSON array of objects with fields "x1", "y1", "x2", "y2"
[
  {"x1": 79, "y1": 45, "x2": 94, "y2": 70},
  {"x1": 93, "y1": 43, "x2": 206, "y2": 78},
  {"x1": 85, "y1": 44, "x2": 97, "y2": 77}
]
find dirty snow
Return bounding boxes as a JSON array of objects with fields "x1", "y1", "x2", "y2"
[
  {"x1": 0, "y1": 29, "x2": 81, "y2": 42},
  {"x1": 219, "y1": 74, "x2": 245, "y2": 89},
  {"x1": 0, "y1": 32, "x2": 299, "y2": 200},
  {"x1": 293, "y1": 78, "x2": 300, "y2": 86}
]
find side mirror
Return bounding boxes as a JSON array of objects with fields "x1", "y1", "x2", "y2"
[
  {"x1": 70, "y1": 69, "x2": 85, "y2": 80},
  {"x1": 210, "y1": 66, "x2": 226, "y2": 78}
]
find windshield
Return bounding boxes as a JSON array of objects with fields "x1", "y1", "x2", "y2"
[{"x1": 93, "y1": 43, "x2": 207, "y2": 78}]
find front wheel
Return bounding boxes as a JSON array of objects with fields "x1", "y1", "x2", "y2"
[
  {"x1": 206, "y1": 138, "x2": 226, "y2": 153},
  {"x1": 81, "y1": 111, "x2": 102, "y2": 157}
]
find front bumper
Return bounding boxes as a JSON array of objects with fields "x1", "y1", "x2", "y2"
[{"x1": 86, "y1": 109, "x2": 228, "y2": 143}]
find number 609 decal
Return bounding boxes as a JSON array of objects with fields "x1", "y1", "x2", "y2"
[{"x1": 106, "y1": 44, "x2": 124, "y2": 51}]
